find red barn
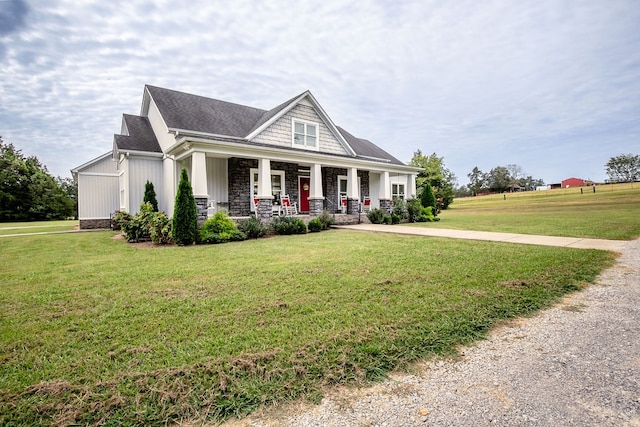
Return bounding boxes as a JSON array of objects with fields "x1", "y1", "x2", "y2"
[{"x1": 562, "y1": 177, "x2": 586, "y2": 188}]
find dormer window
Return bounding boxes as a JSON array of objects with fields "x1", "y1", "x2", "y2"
[{"x1": 292, "y1": 119, "x2": 318, "y2": 150}]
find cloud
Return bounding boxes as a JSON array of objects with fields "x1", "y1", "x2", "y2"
[
  {"x1": 0, "y1": 0, "x2": 639, "y2": 184},
  {"x1": 0, "y1": 0, "x2": 29, "y2": 36}
]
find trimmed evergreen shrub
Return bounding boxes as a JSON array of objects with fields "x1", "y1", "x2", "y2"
[
  {"x1": 366, "y1": 208, "x2": 386, "y2": 224},
  {"x1": 307, "y1": 217, "x2": 323, "y2": 232},
  {"x1": 143, "y1": 180, "x2": 158, "y2": 212},
  {"x1": 420, "y1": 182, "x2": 437, "y2": 214},
  {"x1": 172, "y1": 168, "x2": 198, "y2": 246},
  {"x1": 406, "y1": 198, "x2": 424, "y2": 223},
  {"x1": 199, "y1": 212, "x2": 246, "y2": 244},
  {"x1": 236, "y1": 216, "x2": 269, "y2": 239},
  {"x1": 272, "y1": 216, "x2": 307, "y2": 235},
  {"x1": 391, "y1": 213, "x2": 401, "y2": 224}
]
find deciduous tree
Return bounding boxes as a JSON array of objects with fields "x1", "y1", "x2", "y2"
[{"x1": 605, "y1": 154, "x2": 640, "y2": 183}]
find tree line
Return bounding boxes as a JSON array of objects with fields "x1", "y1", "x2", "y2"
[{"x1": 0, "y1": 137, "x2": 77, "y2": 222}]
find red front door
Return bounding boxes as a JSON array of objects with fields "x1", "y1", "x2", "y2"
[{"x1": 299, "y1": 177, "x2": 310, "y2": 212}]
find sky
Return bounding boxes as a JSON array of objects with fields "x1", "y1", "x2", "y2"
[{"x1": 1, "y1": 0, "x2": 639, "y2": 186}]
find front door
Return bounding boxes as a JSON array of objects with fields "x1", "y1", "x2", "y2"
[{"x1": 299, "y1": 177, "x2": 310, "y2": 212}]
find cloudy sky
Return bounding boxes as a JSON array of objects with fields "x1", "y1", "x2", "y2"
[{"x1": 1, "y1": 0, "x2": 639, "y2": 185}]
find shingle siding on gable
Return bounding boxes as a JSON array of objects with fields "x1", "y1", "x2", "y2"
[{"x1": 251, "y1": 104, "x2": 349, "y2": 156}]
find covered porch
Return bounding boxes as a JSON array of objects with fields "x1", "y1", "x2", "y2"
[{"x1": 176, "y1": 149, "x2": 417, "y2": 221}]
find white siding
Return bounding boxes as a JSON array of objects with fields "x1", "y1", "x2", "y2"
[
  {"x1": 162, "y1": 157, "x2": 175, "y2": 215},
  {"x1": 147, "y1": 99, "x2": 176, "y2": 152},
  {"x1": 127, "y1": 157, "x2": 163, "y2": 214},
  {"x1": 78, "y1": 175, "x2": 119, "y2": 219},
  {"x1": 252, "y1": 104, "x2": 349, "y2": 156},
  {"x1": 75, "y1": 154, "x2": 119, "y2": 219},
  {"x1": 206, "y1": 157, "x2": 228, "y2": 204}
]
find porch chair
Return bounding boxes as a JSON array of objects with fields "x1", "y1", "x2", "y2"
[
  {"x1": 252, "y1": 197, "x2": 260, "y2": 218},
  {"x1": 340, "y1": 195, "x2": 348, "y2": 213},
  {"x1": 362, "y1": 196, "x2": 371, "y2": 213},
  {"x1": 280, "y1": 194, "x2": 298, "y2": 216}
]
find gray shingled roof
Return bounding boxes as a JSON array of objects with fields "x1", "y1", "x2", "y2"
[
  {"x1": 114, "y1": 114, "x2": 161, "y2": 153},
  {"x1": 141, "y1": 85, "x2": 405, "y2": 165},
  {"x1": 337, "y1": 126, "x2": 404, "y2": 165}
]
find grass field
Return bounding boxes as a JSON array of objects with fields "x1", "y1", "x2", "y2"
[
  {"x1": 0, "y1": 220, "x2": 78, "y2": 236},
  {"x1": 0, "y1": 226, "x2": 615, "y2": 425},
  {"x1": 411, "y1": 183, "x2": 640, "y2": 240}
]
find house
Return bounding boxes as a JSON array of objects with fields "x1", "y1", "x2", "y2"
[{"x1": 72, "y1": 85, "x2": 420, "y2": 229}]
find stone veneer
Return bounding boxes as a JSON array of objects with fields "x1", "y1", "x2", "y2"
[
  {"x1": 347, "y1": 198, "x2": 360, "y2": 215},
  {"x1": 195, "y1": 197, "x2": 208, "y2": 221},
  {"x1": 79, "y1": 219, "x2": 112, "y2": 229},
  {"x1": 379, "y1": 199, "x2": 392, "y2": 214},
  {"x1": 308, "y1": 198, "x2": 324, "y2": 216}
]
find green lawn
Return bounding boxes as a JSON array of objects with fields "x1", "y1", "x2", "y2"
[
  {"x1": 0, "y1": 230, "x2": 614, "y2": 425},
  {"x1": 411, "y1": 183, "x2": 640, "y2": 239},
  {"x1": 0, "y1": 220, "x2": 78, "y2": 236}
]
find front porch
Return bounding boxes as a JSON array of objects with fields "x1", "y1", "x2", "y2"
[{"x1": 181, "y1": 153, "x2": 416, "y2": 221}]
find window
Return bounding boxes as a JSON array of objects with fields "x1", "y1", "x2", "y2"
[
  {"x1": 392, "y1": 183, "x2": 405, "y2": 200},
  {"x1": 250, "y1": 169, "x2": 285, "y2": 210},
  {"x1": 292, "y1": 119, "x2": 318, "y2": 149}
]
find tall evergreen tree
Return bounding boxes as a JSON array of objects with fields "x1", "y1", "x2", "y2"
[
  {"x1": 143, "y1": 180, "x2": 158, "y2": 212},
  {"x1": 420, "y1": 182, "x2": 437, "y2": 214},
  {"x1": 172, "y1": 168, "x2": 198, "y2": 245}
]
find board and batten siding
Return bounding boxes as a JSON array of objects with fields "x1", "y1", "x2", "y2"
[
  {"x1": 78, "y1": 174, "x2": 119, "y2": 220},
  {"x1": 206, "y1": 157, "x2": 228, "y2": 204},
  {"x1": 251, "y1": 104, "x2": 349, "y2": 156},
  {"x1": 125, "y1": 157, "x2": 163, "y2": 215}
]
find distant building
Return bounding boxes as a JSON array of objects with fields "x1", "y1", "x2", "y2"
[{"x1": 562, "y1": 177, "x2": 586, "y2": 188}]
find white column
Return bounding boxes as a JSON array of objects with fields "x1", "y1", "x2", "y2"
[
  {"x1": 191, "y1": 151, "x2": 208, "y2": 197},
  {"x1": 407, "y1": 174, "x2": 417, "y2": 199},
  {"x1": 310, "y1": 163, "x2": 323, "y2": 198},
  {"x1": 347, "y1": 167, "x2": 359, "y2": 199},
  {"x1": 257, "y1": 158, "x2": 272, "y2": 198},
  {"x1": 379, "y1": 171, "x2": 391, "y2": 199}
]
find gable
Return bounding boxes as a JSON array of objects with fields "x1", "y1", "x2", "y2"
[{"x1": 251, "y1": 103, "x2": 350, "y2": 156}]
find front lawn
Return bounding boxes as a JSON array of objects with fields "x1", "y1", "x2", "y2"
[{"x1": 0, "y1": 230, "x2": 614, "y2": 425}]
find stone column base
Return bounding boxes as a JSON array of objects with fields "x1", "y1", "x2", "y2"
[
  {"x1": 308, "y1": 198, "x2": 325, "y2": 216},
  {"x1": 379, "y1": 198, "x2": 392, "y2": 214},
  {"x1": 195, "y1": 197, "x2": 209, "y2": 221},
  {"x1": 347, "y1": 198, "x2": 360, "y2": 215},
  {"x1": 256, "y1": 197, "x2": 274, "y2": 220}
]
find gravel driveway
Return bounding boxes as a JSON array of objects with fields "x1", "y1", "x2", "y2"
[{"x1": 226, "y1": 238, "x2": 640, "y2": 427}]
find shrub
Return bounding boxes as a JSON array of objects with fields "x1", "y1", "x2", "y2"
[
  {"x1": 383, "y1": 214, "x2": 393, "y2": 224},
  {"x1": 367, "y1": 208, "x2": 386, "y2": 224},
  {"x1": 392, "y1": 197, "x2": 408, "y2": 221},
  {"x1": 172, "y1": 168, "x2": 198, "y2": 246},
  {"x1": 149, "y1": 211, "x2": 172, "y2": 244},
  {"x1": 317, "y1": 210, "x2": 334, "y2": 230},
  {"x1": 143, "y1": 180, "x2": 158, "y2": 212},
  {"x1": 200, "y1": 212, "x2": 246, "y2": 244},
  {"x1": 272, "y1": 216, "x2": 307, "y2": 235},
  {"x1": 391, "y1": 213, "x2": 401, "y2": 224},
  {"x1": 307, "y1": 217, "x2": 323, "y2": 232},
  {"x1": 406, "y1": 199, "x2": 424, "y2": 223},
  {"x1": 113, "y1": 202, "x2": 171, "y2": 243},
  {"x1": 420, "y1": 182, "x2": 437, "y2": 214},
  {"x1": 236, "y1": 216, "x2": 269, "y2": 239}
]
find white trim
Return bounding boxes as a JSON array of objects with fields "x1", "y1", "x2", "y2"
[
  {"x1": 71, "y1": 151, "x2": 113, "y2": 173},
  {"x1": 112, "y1": 149, "x2": 164, "y2": 159},
  {"x1": 170, "y1": 136, "x2": 419, "y2": 174},
  {"x1": 76, "y1": 172, "x2": 120, "y2": 177}
]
